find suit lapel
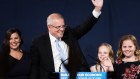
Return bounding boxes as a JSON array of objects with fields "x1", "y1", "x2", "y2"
[{"x1": 43, "y1": 33, "x2": 55, "y2": 71}]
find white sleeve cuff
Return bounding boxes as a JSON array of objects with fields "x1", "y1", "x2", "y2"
[{"x1": 92, "y1": 9, "x2": 101, "y2": 18}]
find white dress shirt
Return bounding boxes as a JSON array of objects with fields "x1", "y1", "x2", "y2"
[{"x1": 49, "y1": 33, "x2": 69, "y2": 72}]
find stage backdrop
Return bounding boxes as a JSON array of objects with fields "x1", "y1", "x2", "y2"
[{"x1": 0, "y1": 0, "x2": 140, "y2": 66}]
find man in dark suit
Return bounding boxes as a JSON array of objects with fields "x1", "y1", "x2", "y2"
[{"x1": 30, "y1": 0, "x2": 103, "y2": 79}]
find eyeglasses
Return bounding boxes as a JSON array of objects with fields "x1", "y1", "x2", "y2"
[{"x1": 50, "y1": 25, "x2": 67, "y2": 30}]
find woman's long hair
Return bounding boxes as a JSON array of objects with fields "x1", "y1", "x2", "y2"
[
  {"x1": 2, "y1": 28, "x2": 23, "y2": 54},
  {"x1": 0, "y1": 28, "x2": 23, "y2": 75}
]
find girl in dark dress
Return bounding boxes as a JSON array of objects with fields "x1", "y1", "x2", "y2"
[
  {"x1": 114, "y1": 34, "x2": 140, "y2": 79},
  {"x1": 0, "y1": 28, "x2": 31, "y2": 79}
]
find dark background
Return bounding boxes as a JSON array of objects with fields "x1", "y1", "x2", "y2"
[{"x1": 0, "y1": 0, "x2": 140, "y2": 66}]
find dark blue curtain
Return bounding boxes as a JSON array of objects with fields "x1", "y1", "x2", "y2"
[{"x1": 1, "y1": 0, "x2": 140, "y2": 66}]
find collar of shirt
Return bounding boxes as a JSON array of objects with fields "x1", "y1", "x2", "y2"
[{"x1": 49, "y1": 32, "x2": 61, "y2": 43}]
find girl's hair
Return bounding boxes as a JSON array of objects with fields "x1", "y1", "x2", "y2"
[
  {"x1": 117, "y1": 34, "x2": 140, "y2": 61},
  {"x1": 96, "y1": 43, "x2": 114, "y2": 64}
]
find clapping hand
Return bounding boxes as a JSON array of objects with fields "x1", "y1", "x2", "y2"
[
  {"x1": 102, "y1": 57, "x2": 112, "y2": 67},
  {"x1": 102, "y1": 57, "x2": 114, "y2": 71}
]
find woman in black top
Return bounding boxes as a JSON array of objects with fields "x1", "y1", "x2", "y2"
[{"x1": 0, "y1": 28, "x2": 31, "y2": 79}]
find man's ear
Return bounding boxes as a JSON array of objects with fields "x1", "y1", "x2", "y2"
[{"x1": 48, "y1": 25, "x2": 51, "y2": 30}]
